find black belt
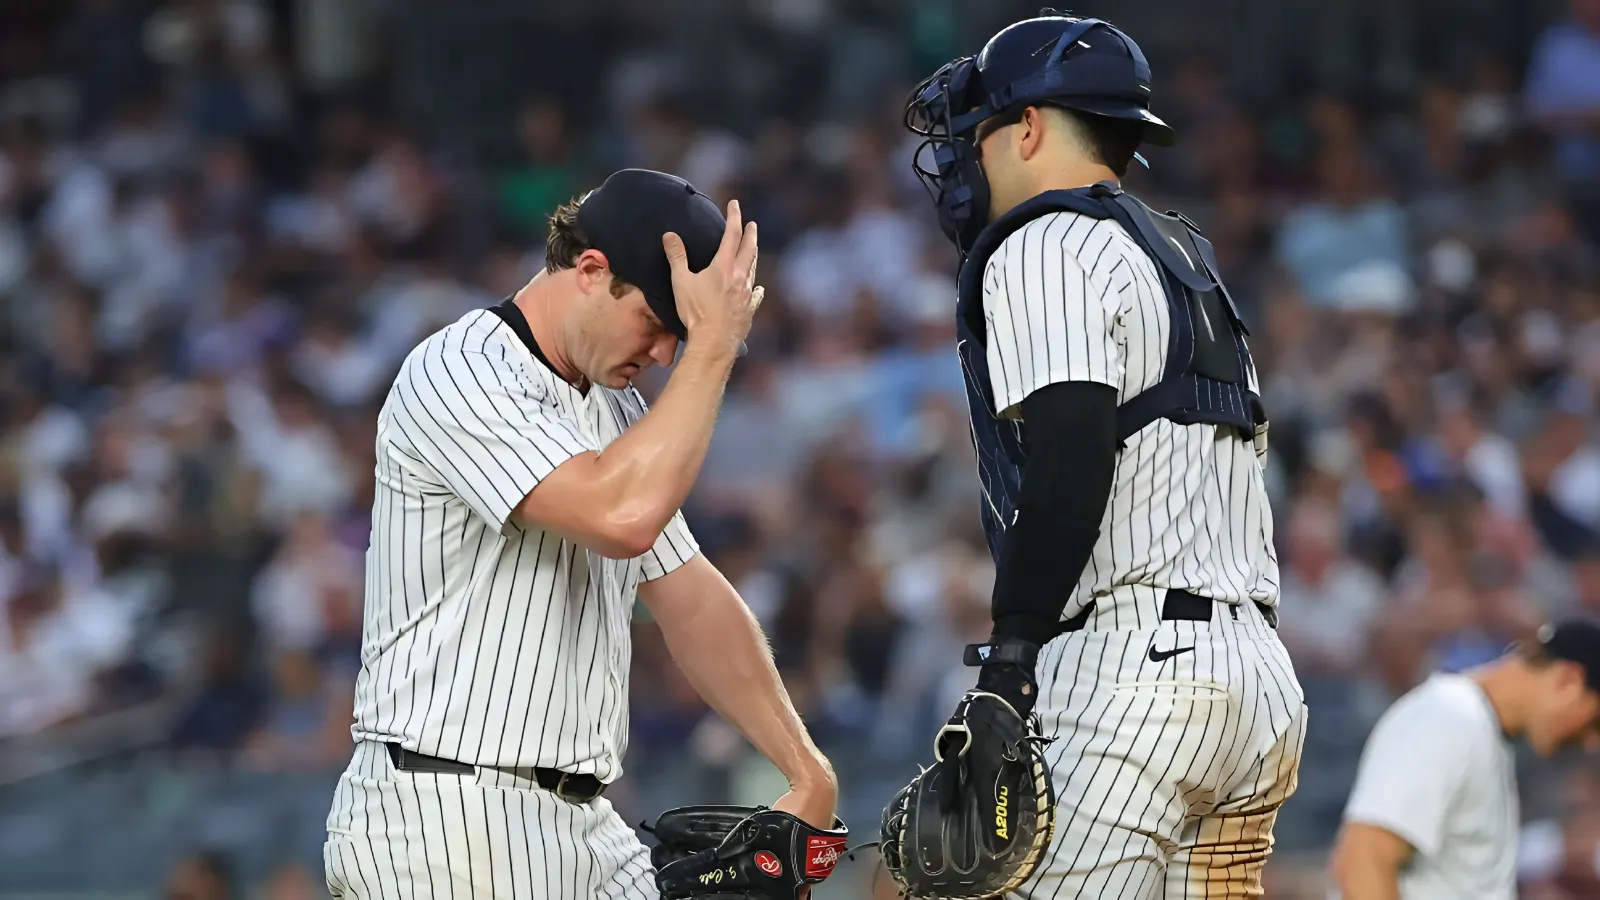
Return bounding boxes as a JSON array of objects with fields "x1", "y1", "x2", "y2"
[
  {"x1": 386, "y1": 744, "x2": 606, "y2": 804},
  {"x1": 1055, "y1": 588, "x2": 1277, "y2": 637}
]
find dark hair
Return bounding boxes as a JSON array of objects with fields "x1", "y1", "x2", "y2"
[
  {"x1": 1517, "y1": 640, "x2": 1556, "y2": 666},
  {"x1": 544, "y1": 193, "x2": 634, "y2": 299},
  {"x1": 1059, "y1": 107, "x2": 1145, "y2": 178}
]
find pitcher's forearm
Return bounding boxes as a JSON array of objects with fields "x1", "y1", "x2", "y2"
[
  {"x1": 656, "y1": 581, "x2": 832, "y2": 787},
  {"x1": 599, "y1": 341, "x2": 734, "y2": 521},
  {"x1": 517, "y1": 341, "x2": 737, "y2": 554}
]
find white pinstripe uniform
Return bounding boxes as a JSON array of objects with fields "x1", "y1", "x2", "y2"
[
  {"x1": 979, "y1": 212, "x2": 1307, "y2": 898},
  {"x1": 324, "y1": 305, "x2": 697, "y2": 899}
]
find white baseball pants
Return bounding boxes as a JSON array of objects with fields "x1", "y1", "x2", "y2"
[
  {"x1": 325, "y1": 741, "x2": 656, "y2": 899},
  {"x1": 1017, "y1": 589, "x2": 1307, "y2": 899}
]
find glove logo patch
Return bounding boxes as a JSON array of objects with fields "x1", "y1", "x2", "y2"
[
  {"x1": 755, "y1": 850, "x2": 783, "y2": 877},
  {"x1": 804, "y1": 835, "x2": 846, "y2": 878}
]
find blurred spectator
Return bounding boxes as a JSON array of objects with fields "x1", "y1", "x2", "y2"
[
  {"x1": 1524, "y1": 0, "x2": 1600, "y2": 241},
  {"x1": 237, "y1": 647, "x2": 352, "y2": 772},
  {"x1": 347, "y1": 126, "x2": 444, "y2": 250},
  {"x1": 261, "y1": 863, "x2": 320, "y2": 900},
  {"x1": 872, "y1": 537, "x2": 989, "y2": 754},
  {"x1": 1520, "y1": 768, "x2": 1600, "y2": 896},
  {"x1": 250, "y1": 510, "x2": 361, "y2": 658},
  {"x1": 1276, "y1": 142, "x2": 1411, "y2": 310},
  {"x1": 1408, "y1": 385, "x2": 1527, "y2": 517},
  {"x1": 164, "y1": 849, "x2": 237, "y2": 900},
  {"x1": 264, "y1": 160, "x2": 355, "y2": 255},
  {"x1": 0, "y1": 562, "x2": 131, "y2": 736},
  {"x1": 776, "y1": 169, "x2": 860, "y2": 324},
  {"x1": 1277, "y1": 499, "x2": 1387, "y2": 677},
  {"x1": 1525, "y1": 379, "x2": 1600, "y2": 553},
  {"x1": 169, "y1": 623, "x2": 264, "y2": 754},
  {"x1": 628, "y1": 623, "x2": 709, "y2": 755},
  {"x1": 291, "y1": 0, "x2": 384, "y2": 98},
  {"x1": 61, "y1": 0, "x2": 156, "y2": 138},
  {"x1": 498, "y1": 96, "x2": 581, "y2": 241},
  {"x1": 230, "y1": 379, "x2": 354, "y2": 528}
]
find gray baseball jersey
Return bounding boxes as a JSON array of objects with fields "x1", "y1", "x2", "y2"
[
  {"x1": 325, "y1": 306, "x2": 697, "y2": 898},
  {"x1": 1342, "y1": 673, "x2": 1519, "y2": 900},
  {"x1": 982, "y1": 212, "x2": 1305, "y2": 898}
]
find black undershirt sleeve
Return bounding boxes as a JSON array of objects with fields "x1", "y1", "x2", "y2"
[{"x1": 989, "y1": 380, "x2": 1119, "y2": 644}]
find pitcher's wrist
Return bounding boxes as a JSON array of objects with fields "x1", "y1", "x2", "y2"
[{"x1": 680, "y1": 330, "x2": 742, "y2": 365}]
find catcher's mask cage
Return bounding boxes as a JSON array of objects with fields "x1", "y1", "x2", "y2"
[{"x1": 903, "y1": 11, "x2": 1178, "y2": 259}]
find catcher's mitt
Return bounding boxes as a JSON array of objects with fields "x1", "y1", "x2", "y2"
[
  {"x1": 879, "y1": 690, "x2": 1056, "y2": 899},
  {"x1": 645, "y1": 805, "x2": 849, "y2": 899}
]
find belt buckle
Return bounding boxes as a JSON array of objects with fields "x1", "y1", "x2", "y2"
[{"x1": 554, "y1": 772, "x2": 599, "y2": 804}]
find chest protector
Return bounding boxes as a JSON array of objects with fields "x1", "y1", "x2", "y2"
[{"x1": 956, "y1": 182, "x2": 1266, "y2": 563}]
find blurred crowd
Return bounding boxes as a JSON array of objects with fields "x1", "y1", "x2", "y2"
[{"x1": 0, "y1": 0, "x2": 1599, "y2": 896}]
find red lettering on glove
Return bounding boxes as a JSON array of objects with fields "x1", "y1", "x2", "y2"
[{"x1": 804, "y1": 835, "x2": 847, "y2": 878}]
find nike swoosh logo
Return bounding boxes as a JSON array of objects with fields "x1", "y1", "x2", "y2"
[{"x1": 1148, "y1": 645, "x2": 1194, "y2": 663}]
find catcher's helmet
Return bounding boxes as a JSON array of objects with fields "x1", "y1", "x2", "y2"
[{"x1": 904, "y1": 11, "x2": 1177, "y2": 256}]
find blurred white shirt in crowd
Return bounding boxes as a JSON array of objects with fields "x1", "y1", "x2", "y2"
[
  {"x1": 265, "y1": 183, "x2": 355, "y2": 255},
  {"x1": 777, "y1": 226, "x2": 857, "y2": 320},
  {"x1": 18, "y1": 405, "x2": 89, "y2": 477},
  {"x1": 0, "y1": 580, "x2": 134, "y2": 739},
  {"x1": 777, "y1": 203, "x2": 925, "y2": 323},
  {"x1": 1551, "y1": 444, "x2": 1600, "y2": 529},
  {"x1": 1463, "y1": 433, "x2": 1526, "y2": 518},
  {"x1": 1279, "y1": 559, "x2": 1386, "y2": 673},
  {"x1": 0, "y1": 617, "x2": 96, "y2": 738},
  {"x1": 227, "y1": 381, "x2": 353, "y2": 527},
  {"x1": 251, "y1": 515, "x2": 362, "y2": 652},
  {"x1": 292, "y1": 330, "x2": 391, "y2": 408}
]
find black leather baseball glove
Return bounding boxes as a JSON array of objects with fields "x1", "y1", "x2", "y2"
[
  {"x1": 646, "y1": 805, "x2": 849, "y2": 899},
  {"x1": 879, "y1": 690, "x2": 1057, "y2": 899}
]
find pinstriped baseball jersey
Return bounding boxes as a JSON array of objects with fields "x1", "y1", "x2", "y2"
[
  {"x1": 347, "y1": 305, "x2": 698, "y2": 780},
  {"x1": 981, "y1": 210, "x2": 1279, "y2": 629}
]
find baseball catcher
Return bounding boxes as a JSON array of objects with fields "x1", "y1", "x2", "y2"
[
  {"x1": 647, "y1": 805, "x2": 850, "y2": 899},
  {"x1": 880, "y1": 7, "x2": 1305, "y2": 899}
]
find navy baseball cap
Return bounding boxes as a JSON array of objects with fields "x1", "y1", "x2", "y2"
[
  {"x1": 575, "y1": 168, "x2": 726, "y2": 341},
  {"x1": 1537, "y1": 619, "x2": 1600, "y2": 694}
]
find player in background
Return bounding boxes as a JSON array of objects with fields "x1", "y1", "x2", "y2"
[
  {"x1": 880, "y1": 12, "x2": 1305, "y2": 899},
  {"x1": 324, "y1": 169, "x2": 838, "y2": 898},
  {"x1": 1331, "y1": 619, "x2": 1600, "y2": 900}
]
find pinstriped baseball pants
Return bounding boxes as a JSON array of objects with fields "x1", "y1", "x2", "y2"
[
  {"x1": 324, "y1": 741, "x2": 657, "y2": 899},
  {"x1": 1017, "y1": 590, "x2": 1307, "y2": 899}
]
